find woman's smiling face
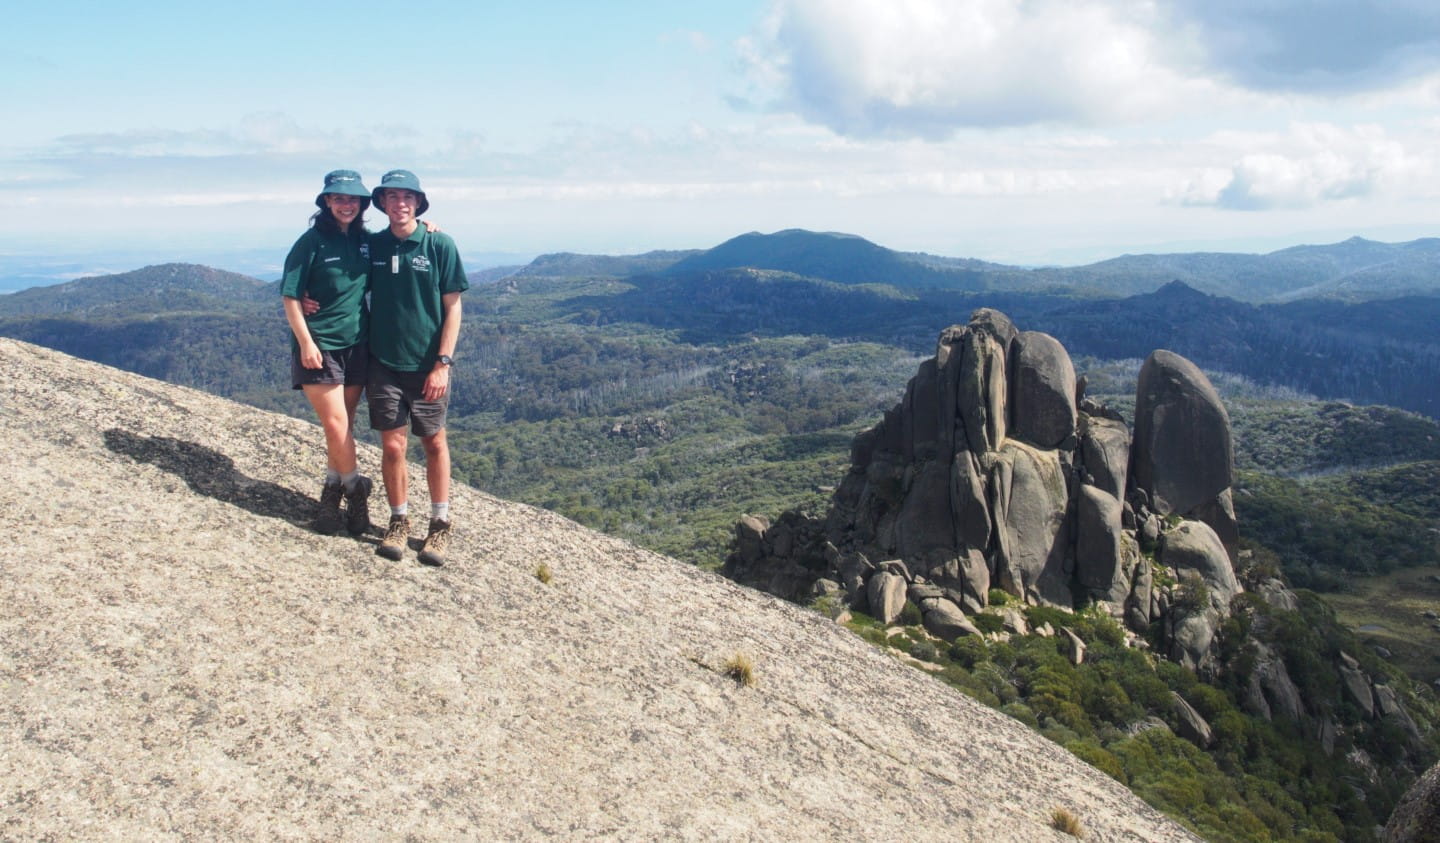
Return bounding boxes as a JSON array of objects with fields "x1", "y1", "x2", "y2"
[{"x1": 324, "y1": 193, "x2": 363, "y2": 229}]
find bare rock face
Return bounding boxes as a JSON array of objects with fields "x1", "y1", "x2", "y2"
[
  {"x1": 1009, "y1": 331, "x2": 1077, "y2": 449},
  {"x1": 1160, "y1": 520, "x2": 1241, "y2": 613},
  {"x1": 1075, "y1": 485, "x2": 1129, "y2": 603},
  {"x1": 0, "y1": 338, "x2": 1199, "y2": 842},
  {"x1": 992, "y1": 440, "x2": 1072, "y2": 606},
  {"x1": 1080, "y1": 414, "x2": 1130, "y2": 500},
  {"x1": 1243, "y1": 642, "x2": 1306, "y2": 722},
  {"x1": 1131, "y1": 350, "x2": 1235, "y2": 539},
  {"x1": 1171, "y1": 692, "x2": 1216, "y2": 749},
  {"x1": 1385, "y1": 760, "x2": 1440, "y2": 843}
]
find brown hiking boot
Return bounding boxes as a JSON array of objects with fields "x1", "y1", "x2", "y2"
[
  {"x1": 313, "y1": 480, "x2": 344, "y2": 535},
  {"x1": 377, "y1": 515, "x2": 410, "y2": 560},
  {"x1": 344, "y1": 475, "x2": 373, "y2": 535},
  {"x1": 418, "y1": 519, "x2": 452, "y2": 567}
]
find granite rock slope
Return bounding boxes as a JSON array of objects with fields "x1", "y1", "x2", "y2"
[{"x1": 0, "y1": 337, "x2": 1195, "y2": 841}]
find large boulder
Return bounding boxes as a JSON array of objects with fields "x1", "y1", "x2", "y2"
[
  {"x1": 1384, "y1": 759, "x2": 1440, "y2": 843},
  {"x1": 1168, "y1": 606, "x2": 1222, "y2": 672},
  {"x1": 920, "y1": 597, "x2": 982, "y2": 641},
  {"x1": 1243, "y1": 643, "x2": 1305, "y2": 722},
  {"x1": 1338, "y1": 653, "x2": 1376, "y2": 720},
  {"x1": 957, "y1": 326, "x2": 1008, "y2": 456},
  {"x1": 1009, "y1": 331, "x2": 1077, "y2": 449},
  {"x1": 1131, "y1": 350, "x2": 1233, "y2": 518},
  {"x1": 990, "y1": 441, "x2": 1071, "y2": 606},
  {"x1": 868, "y1": 571, "x2": 908, "y2": 625},
  {"x1": 1076, "y1": 485, "x2": 1128, "y2": 603},
  {"x1": 1159, "y1": 520, "x2": 1240, "y2": 613},
  {"x1": 1080, "y1": 415, "x2": 1129, "y2": 499},
  {"x1": 1171, "y1": 692, "x2": 1215, "y2": 748}
]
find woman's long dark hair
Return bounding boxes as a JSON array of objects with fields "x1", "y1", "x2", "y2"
[{"x1": 310, "y1": 202, "x2": 369, "y2": 239}]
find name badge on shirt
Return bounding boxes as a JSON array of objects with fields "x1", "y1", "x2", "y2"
[{"x1": 391, "y1": 255, "x2": 399, "y2": 273}]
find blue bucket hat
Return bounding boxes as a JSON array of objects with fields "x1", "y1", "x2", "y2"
[
  {"x1": 371, "y1": 169, "x2": 430, "y2": 216},
  {"x1": 314, "y1": 169, "x2": 371, "y2": 209}
]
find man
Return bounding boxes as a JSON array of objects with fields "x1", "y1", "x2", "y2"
[{"x1": 366, "y1": 169, "x2": 468, "y2": 565}]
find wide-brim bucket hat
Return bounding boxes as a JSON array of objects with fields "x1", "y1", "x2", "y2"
[
  {"x1": 371, "y1": 169, "x2": 430, "y2": 216},
  {"x1": 314, "y1": 169, "x2": 372, "y2": 209}
]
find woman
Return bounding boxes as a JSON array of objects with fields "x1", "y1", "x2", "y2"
[{"x1": 281, "y1": 169, "x2": 376, "y2": 535}]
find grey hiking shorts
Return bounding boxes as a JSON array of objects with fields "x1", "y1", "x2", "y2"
[{"x1": 367, "y1": 360, "x2": 449, "y2": 437}]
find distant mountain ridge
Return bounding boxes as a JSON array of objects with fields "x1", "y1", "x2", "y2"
[
  {"x1": 510, "y1": 229, "x2": 1440, "y2": 303},
  {"x1": 661, "y1": 229, "x2": 997, "y2": 291},
  {"x1": 0, "y1": 262, "x2": 272, "y2": 319}
]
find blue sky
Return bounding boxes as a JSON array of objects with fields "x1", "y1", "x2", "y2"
[{"x1": 5, "y1": 0, "x2": 1440, "y2": 284}]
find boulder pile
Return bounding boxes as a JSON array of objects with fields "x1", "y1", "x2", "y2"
[{"x1": 725, "y1": 308, "x2": 1241, "y2": 670}]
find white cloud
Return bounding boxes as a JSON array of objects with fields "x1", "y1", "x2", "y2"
[
  {"x1": 1173, "y1": 123, "x2": 1428, "y2": 210},
  {"x1": 741, "y1": 0, "x2": 1440, "y2": 138},
  {"x1": 1159, "y1": 0, "x2": 1440, "y2": 92},
  {"x1": 739, "y1": 0, "x2": 1210, "y2": 136}
]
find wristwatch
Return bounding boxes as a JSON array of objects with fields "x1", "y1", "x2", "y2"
[{"x1": 437, "y1": 354, "x2": 454, "y2": 367}]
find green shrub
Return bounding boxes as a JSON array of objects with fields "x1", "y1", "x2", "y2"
[
  {"x1": 947, "y1": 637, "x2": 989, "y2": 668},
  {"x1": 909, "y1": 639, "x2": 939, "y2": 662},
  {"x1": 899, "y1": 600, "x2": 923, "y2": 627},
  {"x1": 971, "y1": 612, "x2": 1004, "y2": 634},
  {"x1": 988, "y1": 588, "x2": 1017, "y2": 606}
]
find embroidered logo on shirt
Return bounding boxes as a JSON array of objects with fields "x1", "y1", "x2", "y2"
[
  {"x1": 411, "y1": 255, "x2": 431, "y2": 272},
  {"x1": 323, "y1": 256, "x2": 341, "y2": 263},
  {"x1": 360, "y1": 243, "x2": 370, "y2": 259}
]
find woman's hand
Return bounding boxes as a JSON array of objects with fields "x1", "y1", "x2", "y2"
[
  {"x1": 301, "y1": 294, "x2": 320, "y2": 316},
  {"x1": 299, "y1": 341, "x2": 323, "y2": 370},
  {"x1": 422, "y1": 219, "x2": 442, "y2": 233}
]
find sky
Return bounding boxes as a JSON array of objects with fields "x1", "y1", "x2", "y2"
[{"x1": 4, "y1": 0, "x2": 1440, "y2": 284}]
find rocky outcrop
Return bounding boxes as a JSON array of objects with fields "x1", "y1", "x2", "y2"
[
  {"x1": 1386, "y1": 759, "x2": 1440, "y2": 843},
  {"x1": 0, "y1": 338, "x2": 1198, "y2": 842},
  {"x1": 726, "y1": 310, "x2": 1243, "y2": 670},
  {"x1": 1130, "y1": 350, "x2": 1237, "y2": 556}
]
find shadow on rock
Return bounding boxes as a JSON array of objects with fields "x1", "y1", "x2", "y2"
[{"x1": 103, "y1": 428, "x2": 313, "y2": 524}]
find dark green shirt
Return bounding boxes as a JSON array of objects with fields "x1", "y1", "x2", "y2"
[
  {"x1": 367, "y1": 226, "x2": 468, "y2": 372},
  {"x1": 280, "y1": 227, "x2": 369, "y2": 351}
]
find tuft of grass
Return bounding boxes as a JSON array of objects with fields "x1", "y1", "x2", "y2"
[
  {"x1": 722, "y1": 652, "x2": 756, "y2": 687},
  {"x1": 535, "y1": 563, "x2": 553, "y2": 584},
  {"x1": 1051, "y1": 807, "x2": 1084, "y2": 838}
]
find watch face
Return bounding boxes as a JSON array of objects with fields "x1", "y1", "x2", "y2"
[{"x1": 439, "y1": 355, "x2": 453, "y2": 366}]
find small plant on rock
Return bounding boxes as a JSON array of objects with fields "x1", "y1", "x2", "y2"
[
  {"x1": 535, "y1": 563, "x2": 553, "y2": 584},
  {"x1": 723, "y1": 652, "x2": 756, "y2": 687},
  {"x1": 1051, "y1": 807, "x2": 1084, "y2": 837}
]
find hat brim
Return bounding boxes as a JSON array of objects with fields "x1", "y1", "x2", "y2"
[
  {"x1": 372, "y1": 188, "x2": 429, "y2": 217},
  {"x1": 315, "y1": 192, "x2": 372, "y2": 210}
]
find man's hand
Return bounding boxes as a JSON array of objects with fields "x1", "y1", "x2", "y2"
[{"x1": 423, "y1": 364, "x2": 450, "y2": 401}]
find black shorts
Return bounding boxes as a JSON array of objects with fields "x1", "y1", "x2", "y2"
[
  {"x1": 367, "y1": 360, "x2": 449, "y2": 437},
  {"x1": 291, "y1": 341, "x2": 369, "y2": 390}
]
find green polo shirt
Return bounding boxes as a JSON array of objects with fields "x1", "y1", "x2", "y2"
[
  {"x1": 367, "y1": 225, "x2": 468, "y2": 372},
  {"x1": 280, "y1": 227, "x2": 369, "y2": 351}
]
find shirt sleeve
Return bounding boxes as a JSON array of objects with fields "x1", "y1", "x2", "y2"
[
  {"x1": 280, "y1": 231, "x2": 315, "y2": 299},
  {"x1": 434, "y1": 233, "x2": 469, "y2": 295}
]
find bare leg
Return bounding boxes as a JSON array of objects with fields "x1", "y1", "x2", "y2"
[
  {"x1": 380, "y1": 427, "x2": 409, "y2": 508},
  {"x1": 421, "y1": 428, "x2": 450, "y2": 507},
  {"x1": 303, "y1": 383, "x2": 357, "y2": 474}
]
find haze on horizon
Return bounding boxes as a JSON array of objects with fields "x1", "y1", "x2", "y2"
[{"x1": 4, "y1": 0, "x2": 1440, "y2": 284}]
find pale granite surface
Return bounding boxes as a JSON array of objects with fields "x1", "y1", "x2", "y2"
[{"x1": 0, "y1": 337, "x2": 1198, "y2": 841}]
